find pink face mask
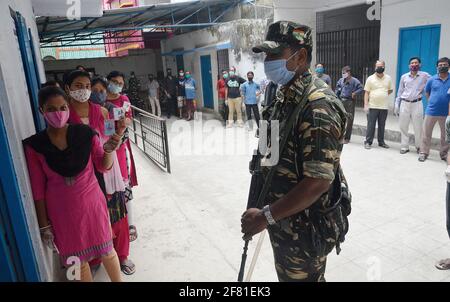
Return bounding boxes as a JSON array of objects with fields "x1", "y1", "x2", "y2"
[{"x1": 43, "y1": 111, "x2": 70, "y2": 128}]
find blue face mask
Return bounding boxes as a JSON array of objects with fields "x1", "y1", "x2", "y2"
[
  {"x1": 315, "y1": 67, "x2": 324, "y2": 74},
  {"x1": 264, "y1": 51, "x2": 298, "y2": 86},
  {"x1": 90, "y1": 91, "x2": 107, "y2": 105},
  {"x1": 108, "y1": 82, "x2": 122, "y2": 94}
]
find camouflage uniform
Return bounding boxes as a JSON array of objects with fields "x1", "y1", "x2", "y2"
[
  {"x1": 253, "y1": 21, "x2": 350, "y2": 282},
  {"x1": 128, "y1": 75, "x2": 142, "y2": 108}
]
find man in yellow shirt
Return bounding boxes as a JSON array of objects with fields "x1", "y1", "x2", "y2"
[{"x1": 364, "y1": 60, "x2": 394, "y2": 149}]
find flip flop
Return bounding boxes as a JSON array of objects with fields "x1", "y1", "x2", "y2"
[
  {"x1": 120, "y1": 259, "x2": 136, "y2": 275},
  {"x1": 435, "y1": 259, "x2": 450, "y2": 270},
  {"x1": 90, "y1": 264, "x2": 101, "y2": 277},
  {"x1": 129, "y1": 225, "x2": 138, "y2": 242}
]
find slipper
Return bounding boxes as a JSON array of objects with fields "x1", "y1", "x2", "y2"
[
  {"x1": 120, "y1": 259, "x2": 136, "y2": 275},
  {"x1": 129, "y1": 225, "x2": 138, "y2": 242},
  {"x1": 90, "y1": 264, "x2": 101, "y2": 277},
  {"x1": 435, "y1": 259, "x2": 450, "y2": 270}
]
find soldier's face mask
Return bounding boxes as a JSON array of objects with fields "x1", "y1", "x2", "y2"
[{"x1": 264, "y1": 50, "x2": 298, "y2": 86}]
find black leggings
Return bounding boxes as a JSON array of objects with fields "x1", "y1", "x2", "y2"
[{"x1": 245, "y1": 104, "x2": 260, "y2": 128}]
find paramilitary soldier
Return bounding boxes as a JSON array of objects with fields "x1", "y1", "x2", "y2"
[{"x1": 241, "y1": 21, "x2": 352, "y2": 282}]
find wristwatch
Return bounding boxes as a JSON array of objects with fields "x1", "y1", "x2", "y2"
[{"x1": 262, "y1": 205, "x2": 276, "y2": 225}]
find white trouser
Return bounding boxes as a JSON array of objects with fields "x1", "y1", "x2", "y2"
[
  {"x1": 399, "y1": 100, "x2": 423, "y2": 149},
  {"x1": 149, "y1": 96, "x2": 161, "y2": 116}
]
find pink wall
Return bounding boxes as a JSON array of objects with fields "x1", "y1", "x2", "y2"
[{"x1": 103, "y1": 0, "x2": 145, "y2": 57}]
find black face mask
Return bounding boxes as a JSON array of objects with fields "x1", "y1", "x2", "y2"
[
  {"x1": 248, "y1": 77, "x2": 254, "y2": 82},
  {"x1": 438, "y1": 66, "x2": 449, "y2": 74},
  {"x1": 376, "y1": 67, "x2": 385, "y2": 74},
  {"x1": 149, "y1": 77, "x2": 154, "y2": 81}
]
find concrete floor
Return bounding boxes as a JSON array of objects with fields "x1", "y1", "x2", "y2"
[
  {"x1": 95, "y1": 117, "x2": 450, "y2": 282},
  {"x1": 353, "y1": 107, "x2": 442, "y2": 140}
]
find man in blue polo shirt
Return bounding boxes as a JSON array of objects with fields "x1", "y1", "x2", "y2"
[
  {"x1": 184, "y1": 71, "x2": 197, "y2": 121},
  {"x1": 241, "y1": 71, "x2": 261, "y2": 131},
  {"x1": 419, "y1": 57, "x2": 450, "y2": 162}
]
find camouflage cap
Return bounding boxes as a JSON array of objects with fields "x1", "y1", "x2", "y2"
[{"x1": 253, "y1": 21, "x2": 313, "y2": 55}]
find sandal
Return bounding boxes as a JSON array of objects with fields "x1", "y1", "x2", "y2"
[
  {"x1": 418, "y1": 153, "x2": 427, "y2": 162},
  {"x1": 120, "y1": 259, "x2": 136, "y2": 275},
  {"x1": 90, "y1": 264, "x2": 101, "y2": 277},
  {"x1": 129, "y1": 225, "x2": 138, "y2": 242},
  {"x1": 435, "y1": 258, "x2": 450, "y2": 270}
]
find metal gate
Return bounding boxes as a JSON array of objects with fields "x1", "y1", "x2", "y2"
[
  {"x1": 317, "y1": 26, "x2": 380, "y2": 107},
  {"x1": 129, "y1": 106, "x2": 171, "y2": 173}
]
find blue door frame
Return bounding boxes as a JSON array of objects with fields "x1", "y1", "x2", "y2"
[
  {"x1": 0, "y1": 108, "x2": 40, "y2": 281},
  {"x1": 397, "y1": 24, "x2": 441, "y2": 110},
  {"x1": 0, "y1": 185, "x2": 18, "y2": 282},
  {"x1": 12, "y1": 11, "x2": 45, "y2": 131},
  {"x1": 0, "y1": 9, "x2": 43, "y2": 282},
  {"x1": 200, "y1": 55, "x2": 214, "y2": 109}
]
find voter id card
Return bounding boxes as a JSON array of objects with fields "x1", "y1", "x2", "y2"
[
  {"x1": 123, "y1": 102, "x2": 131, "y2": 112},
  {"x1": 113, "y1": 107, "x2": 125, "y2": 121},
  {"x1": 104, "y1": 119, "x2": 115, "y2": 136}
]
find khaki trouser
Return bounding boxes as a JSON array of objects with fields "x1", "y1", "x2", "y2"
[
  {"x1": 227, "y1": 97, "x2": 243, "y2": 123},
  {"x1": 148, "y1": 96, "x2": 161, "y2": 117},
  {"x1": 421, "y1": 115, "x2": 449, "y2": 158},
  {"x1": 399, "y1": 101, "x2": 423, "y2": 149}
]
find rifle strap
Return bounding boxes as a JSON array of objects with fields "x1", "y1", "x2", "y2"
[{"x1": 255, "y1": 81, "x2": 314, "y2": 209}]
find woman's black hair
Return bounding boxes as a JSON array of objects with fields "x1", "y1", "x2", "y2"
[
  {"x1": 38, "y1": 86, "x2": 68, "y2": 108},
  {"x1": 107, "y1": 70, "x2": 125, "y2": 81},
  {"x1": 41, "y1": 80, "x2": 60, "y2": 88},
  {"x1": 64, "y1": 70, "x2": 91, "y2": 87},
  {"x1": 91, "y1": 77, "x2": 108, "y2": 89}
]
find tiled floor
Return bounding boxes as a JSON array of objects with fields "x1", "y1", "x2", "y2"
[{"x1": 95, "y1": 118, "x2": 450, "y2": 282}]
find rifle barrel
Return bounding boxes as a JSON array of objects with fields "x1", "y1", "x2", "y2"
[{"x1": 237, "y1": 240, "x2": 250, "y2": 282}]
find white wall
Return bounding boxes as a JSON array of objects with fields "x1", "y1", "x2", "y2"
[
  {"x1": 161, "y1": 19, "x2": 268, "y2": 112},
  {"x1": 380, "y1": 0, "x2": 450, "y2": 108},
  {"x1": 162, "y1": 31, "x2": 222, "y2": 111},
  {"x1": 0, "y1": 0, "x2": 50, "y2": 281}
]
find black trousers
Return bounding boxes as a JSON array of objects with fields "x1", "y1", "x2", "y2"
[
  {"x1": 365, "y1": 108, "x2": 388, "y2": 145},
  {"x1": 167, "y1": 96, "x2": 177, "y2": 118},
  {"x1": 342, "y1": 99, "x2": 355, "y2": 141},
  {"x1": 219, "y1": 98, "x2": 228, "y2": 124},
  {"x1": 245, "y1": 104, "x2": 261, "y2": 128}
]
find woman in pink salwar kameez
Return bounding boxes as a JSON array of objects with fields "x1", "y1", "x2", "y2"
[{"x1": 23, "y1": 86, "x2": 125, "y2": 282}]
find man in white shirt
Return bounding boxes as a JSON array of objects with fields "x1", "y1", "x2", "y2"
[
  {"x1": 147, "y1": 74, "x2": 160, "y2": 116},
  {"x1": 364, "y1": 60, "x2": 394, "y2": 150},
  {"x1": 395, "y1": 57, "x2": 430, "y2": 154}
]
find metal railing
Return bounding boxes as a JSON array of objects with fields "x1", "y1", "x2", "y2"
[{"x1": 128, "y1": 105, "x2": 171, "y2": 174}]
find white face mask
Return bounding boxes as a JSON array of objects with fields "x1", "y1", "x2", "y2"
[{"x1": 70, "y1": 89, "x2": 91, "y2": 103}]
